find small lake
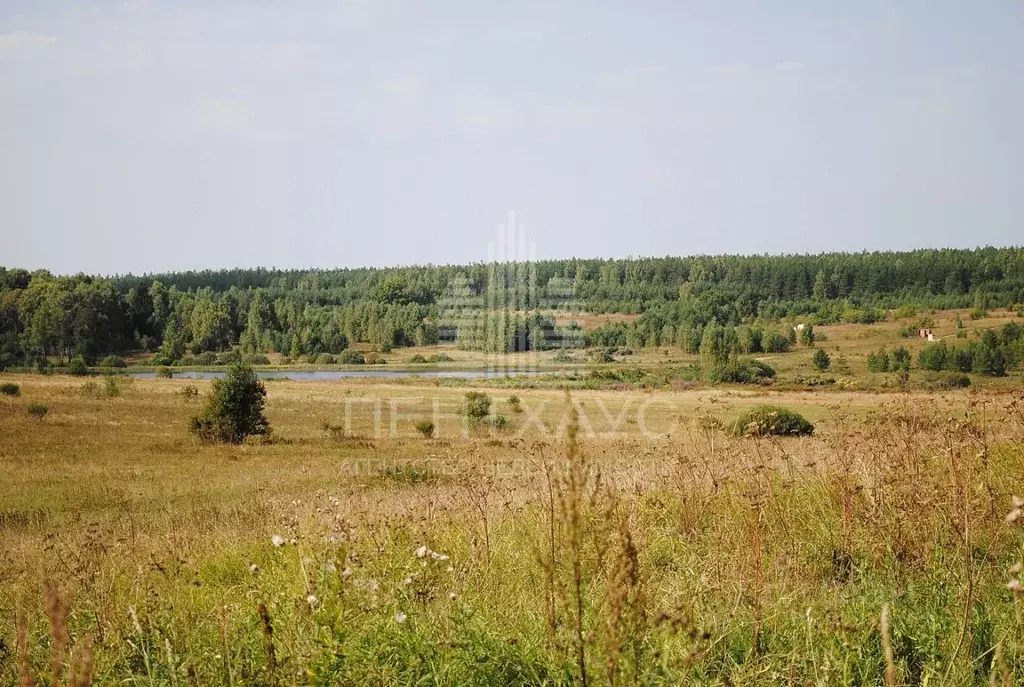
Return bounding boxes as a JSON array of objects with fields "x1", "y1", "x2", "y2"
[{"x1": 129, "y1": 369, "x2": 548, "y2": 381}]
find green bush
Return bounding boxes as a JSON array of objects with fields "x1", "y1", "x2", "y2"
[
  {"x1": 0, "y1": 382, "x2": 20, "y2": 396},
  {"x1": 462, "y1": 391, "x2": 492, "y2": 420},
  {"x1": 927, "y1": 372, "x2": 971, "y2": 389},
  {"x1": 152, "y1": 355, "x2": 173, "y2": 367},
  {"x1": 732, "y1": 405, "x2": 814, "y2": 437},
  {"x1": 409, "y1": 354, "x2": 427, "y2": 363},
  {"x1": 507, "y1": 395, "x2": 523, "y2": 413},
  {"x1": 193, "y1": 351, "x2": 218, "y2": 366},
  {"x1": 710, "y1": 359, "x2": 776, "y2": 384},
  {"x1": 489, "y1": 414, "x2": 510, "y2": 431},
  {"x1": 866, "y1": 348, "x2": 890, "y2": 373},
  {"x1": 427, "y1": 353, "x2": 453, "y2": 363},
  {"x1": 763, "y1": 331, "x2": 792, "y2": 353},
  {"x1": 216, "y1": 350, "x2": 240, "y2": 365},
  {"x1": 339, "y1": 350, "x2": 365, "y2": 365},
  {"x1": 104, "y1": 375, "x2": 122, "y2": 398},
  {"x1": 157, "y1": 366, "x2": 174, "y2": 379},
  {"x1": 189, "y1": 363, "x2": 269, "y2": 444},
  {"x1": 812, "y1": 348, "x2": 831, "y2": 371},
  {"x1": 27, "y1": 403, "x2": 49, "y2": 420},
  {"x1": 100, "y1": 355, "x2": 127, "y2": 368},
  {"x1": 415, "y1": 420, "x2": 435, "y2": 438},
  {"x1": 315, "y1": 353, "x2": 336, "y2": 365},
  {"x1": 364, "y1": 352, "x2": 386, "y2": 365},
  {"x1": 245, "y1": 354, "x2": 271, "y2": 365},
  {"x1": 68, "y1": 356, "x2": 89, "y2": 376},
  {"x1": 892, "y1": 346, "x2": 912, "y2": 372}
]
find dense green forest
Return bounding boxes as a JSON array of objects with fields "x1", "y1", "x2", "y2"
[{"x1": 2, "y1": 247, "x2": 1023, "y2": 369}]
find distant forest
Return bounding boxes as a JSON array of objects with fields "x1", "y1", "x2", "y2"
[{"x1": 2, "y1": 247, "x2": 1023, "y2": 368}]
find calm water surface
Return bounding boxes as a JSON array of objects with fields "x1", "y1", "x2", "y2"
[{"x1": 129, "y1": 369, "x2": 547, "y2": 381}]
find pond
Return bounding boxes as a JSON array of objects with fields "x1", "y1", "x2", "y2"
[{"x1": 129, "y1": 368, "x2": 548, "y2": 381}]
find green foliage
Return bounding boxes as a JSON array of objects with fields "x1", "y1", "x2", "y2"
[
  {"x1": 892, "y1": 346, "x2": 912, "y2": 372},
  {"x1": 763, "y1": 331, "x2": 792, "y2": 353},
  {"x1": 27, "y1": 402, "x2": 48, "y2": 419},
  {"x1": 245, "y1": 354, "x2": 271, "y2": 365},
  {"x1": 800, "y1": 324, "x2": 815, "y2": 347},
  {"x1": 709, "y1": 358, "x2": 776, "y2": 384},
  {"x1": 923, "y1": 372, "x2": 971, "y2": 389},
  {"x1": 409, "y1": 354, "x2": 427, "y2": 363},
  {"x1": 414, "y1": 420, "x2": 435, "y2": 438},
  {"x1": 67, "y1": 356, "x2": 89, "y2": 376},
  {"x1": 364, "y1": 352, "x2": 386, "y2": 364},
  {"x1": 157, "y1": 366, "x2": 174, "y2": 379},
  {"x1": 314, "y1": 353, "x2": 336, "y2": 365},
  {"x1": 5, "y1": 248, "x2": 1024, "y2": 366},
  {"x1": 192, "y1": 351, "x2": 218, "y2": 366},
  {"x1": 489, "y1": 414, "x2": 510, "y2": 431},
  {"x1": 0, "y1": 382, "x2": 20, "y2": 396},
  {"x1": 867, "y1": 348, "x2": 890, "y2": 373},
  {"x1": 104, "y1": 375, "x2": 122, "y2": 398},
  {"x1": 339, "y1": 350, "x2": 365, "y2": 365},
  {"x1": 507, "y1": 395, "x2": 523, "y2": 413},
  {"x1": 427, "y1": 353, "x2": 453, "y2": 363},
  {"x1": 732, "y1": 405, "x2": 814, "y2": 437},
  {"x1": 100, "y1": 355, "x2": 127, "y2": 368},
  {"x1": 189, "y1": 363, "x2": 269, "y2": 444},
  {"x1": 462, "y1": 391, "x2": 492, "y2": 420},
  {"x1": 741, "y1": 327, "x2": 763, "y2": 353},
  {"x1": 812, "y1": 348, "x2": 831, "y2": 371}
]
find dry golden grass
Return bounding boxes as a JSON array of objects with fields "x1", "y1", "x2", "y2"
[{"x1": 1, "y1": 372, "x2": 1023, "y2": 684}]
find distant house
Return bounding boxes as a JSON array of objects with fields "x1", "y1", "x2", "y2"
[
  {"x1": 916, "y1": 328, "x2": 933, "y2": 339},
  {"x1": 794, "y1": 324, "x2": 806, "y2": 331}
]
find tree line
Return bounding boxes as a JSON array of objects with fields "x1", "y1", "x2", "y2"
[{"x1": 2, "y1": 247, "x2": 1023, "y2": 367}]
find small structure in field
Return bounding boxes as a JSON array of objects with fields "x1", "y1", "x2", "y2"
[{"x1": 916, "y1": 328, "x2": 932, "y2": 339}]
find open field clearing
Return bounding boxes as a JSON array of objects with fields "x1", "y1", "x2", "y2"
[{"x1": 2, "y1": 374, "x2": 1024, "y2": 685}]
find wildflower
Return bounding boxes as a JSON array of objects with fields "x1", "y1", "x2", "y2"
[
  {"x1": 1006, "y1": 509, "x2": 1022, "y2": 524},
  {"x1": 324, "y1": 560, "x2": 337, "y2": 573},
  {"x1": 414, "y1": 545, "x2": 428, "y2": 559},
  {"x1": 306, "y1": 594, "x2": 318, "y2": 608},
  {"x1": 1013, "y1": 495, "x2": 1024, "y2": 509},
  {"x1": 394, "y1": 611, "x2": 407, "y2": 624},
  {"x1": 249, "y1": 563, "x2": 260, "y2": 575},
  {"x1": 271, "y1": 535, "x2": 286, "y2": 547},
  {"x1": 342, "y1": 567, "x2": 352, "y2": 577},
  {"x1": 402, "y1": 577, "x2": 413, "y2": 586},
  {"x1": 431, "y1": 551, "x2": 449, "y2": 561},
  {"x1": 448, "y1": 592, "x2": 457, "y2": 601},
  {"x1": 1010, "y1": 562, "x2": 1022, "y2": 575},
  {"x1": 1007, "y1": 579, "x2": 1023, "y2": 593}
]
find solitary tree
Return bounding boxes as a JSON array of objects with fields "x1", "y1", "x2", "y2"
[
  {"x1": 812, "y1": 348, "x2": 831, "y2": 371},
  {"x1": 189, "y1": 362, "x2": 269, "y2": 443}
]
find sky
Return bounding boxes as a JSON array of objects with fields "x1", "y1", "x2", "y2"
[{"x1": 1, "y1": 1, "x2": 1022, "y2": 275}]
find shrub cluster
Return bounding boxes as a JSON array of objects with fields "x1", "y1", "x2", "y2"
[{"x1": 731, "y1": 405, "x2": 814, "y2": 436}]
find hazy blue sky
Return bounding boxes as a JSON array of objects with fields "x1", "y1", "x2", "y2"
[{"x1": 1, "y1": 1, "x2": 1022, "y2": 274}]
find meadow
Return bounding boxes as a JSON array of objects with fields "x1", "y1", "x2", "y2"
[{"x1": 1, "y1": 368, "x2": 1023, "y2": 685}]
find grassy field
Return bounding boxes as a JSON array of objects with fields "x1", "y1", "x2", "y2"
[{"x1": 1, "y1": 370, "x2": 1024, "y2": 685}]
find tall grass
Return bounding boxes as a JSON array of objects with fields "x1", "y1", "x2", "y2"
[{"x1": 0, "y1": 378, "x2": 1022, "y2": 684}]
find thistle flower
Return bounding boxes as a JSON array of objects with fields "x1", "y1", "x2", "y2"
[
  {"x1": 394, "y1": 611, "x2": 407, "y2": 624},
  {"x1": 271, "y1": 535, "x2": 286, "y2": 547}
]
